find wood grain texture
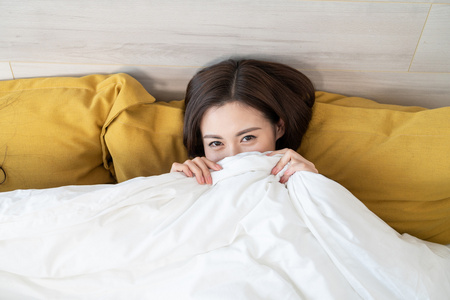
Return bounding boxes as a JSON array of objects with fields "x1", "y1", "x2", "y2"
[
  {"x1": 0, "y1": 62, "x2": 13, "y2": 80},
  {"x1": 1, "y1": 0, "x2": 429, "y2": 71},
  {"x1": 1, "y1": 0, "x2": 449, "y2": 107},
  {"x1": 10, "y1": 62, "x2": 450, "y2": 108},
  {"x1": 304, "y1": 70, "x2": 450, "y2": 109},
  {"x1": 410, "y1": 4, "x2": 450, "y2": 72},
  {"x1": 10, "y1": 62, "x2": 198, "y2": 101},
  {"x1": 355, "y1": 0, "x2": 450, "y2": 3}
]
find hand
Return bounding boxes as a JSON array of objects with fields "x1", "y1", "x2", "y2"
[
  {"x1": 267, "y1": 148, "x2": 318, "y2": 184},
  {"x1": 170, "y1": 157, "x2": 222, "y2": 185}
]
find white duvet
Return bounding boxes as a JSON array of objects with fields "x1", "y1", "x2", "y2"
[{"x1": 0, "y1": 153, "x2": 449, "y2": 300}]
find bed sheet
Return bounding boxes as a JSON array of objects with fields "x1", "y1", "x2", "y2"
[{"x1": 0, "y1": 153, "x2": 449, "y2": 299}]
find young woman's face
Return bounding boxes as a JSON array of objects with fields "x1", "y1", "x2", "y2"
[{"x1": 200, "y1": 102, "x2": 285, "y2": 162}]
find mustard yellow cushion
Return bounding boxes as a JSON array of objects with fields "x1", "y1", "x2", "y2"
[
  {"x1": 12, "y1": 75, "x2": 445, "y2": 245},
  {"x1": 105, "y1": 90, "x2": 449, "y2": 244},
  {"x1": 0, "y1": 73, "x2": 155, "y2": 192},
  {"x1": 299, "y1": 91, "x2": 450, "y2": 244},
  {"x1": 104, "y1": 100, "x2": 188, "y2": 182}
]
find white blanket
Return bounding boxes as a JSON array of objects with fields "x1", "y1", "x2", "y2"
[{"x1": 0, "y1": 153, "x2": 449, "y2": 299}]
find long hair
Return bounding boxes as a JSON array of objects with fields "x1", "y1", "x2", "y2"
[{"x1": 183, "y1": 59, "x2": 315, "y2": 158}]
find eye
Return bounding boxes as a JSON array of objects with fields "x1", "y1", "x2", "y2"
[
  {"x1": 241, "y1": 135, "x2": 256, "y2": 142},
  {"x1": 208, "y1": 141, "x2": 223, "y2": 147}
]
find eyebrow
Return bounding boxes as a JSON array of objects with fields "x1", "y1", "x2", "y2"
[{"x1": 203, "y1": 127, "x2": 261, "y2": 139}]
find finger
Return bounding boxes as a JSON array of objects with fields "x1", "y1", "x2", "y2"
[
  {"x1": 170, "y1": 162, "x2": 194, "y2": 177},
  {"x1": 270, "y1": 149, "x2": 296, "y2": 175},
  {"x1": 192, "y1": 157, "x2": 220, "y2": 185},
  {"x1": 185, "y1": 159, "x2": 208, "y2": 184},
  {"x1": 289, "y1": 159, "x2": 318, "y2": 174},
  {"x1": 266, "y1": 149, "x2": 288, "y2": 156},
  {"x1": 201, "y1": 157, "x2": 223, "y2": 171},
  {"x1": 279, "y1": 166, "x2": 298, "y2": 184},
  {"x1": 198, "y1": 157, "x2": 223, "y2": 184},
  {"x1": 171, "y1": 158, "x2": 222, "y2": 185},
  {"x1": 280, "y1": 162, "x2": 319, "y2": 183},
  {"x1": 193, "y1": 157, "x2": 212, "y2": 182}
]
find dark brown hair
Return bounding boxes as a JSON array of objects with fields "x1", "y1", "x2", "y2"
[{"x1": 183, "y1": 59, "x2": 315, "y2": 158}]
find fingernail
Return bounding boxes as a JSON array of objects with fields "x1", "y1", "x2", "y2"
[{"x1": 271, "y1": 167, "x2": 278, "y2": 175}]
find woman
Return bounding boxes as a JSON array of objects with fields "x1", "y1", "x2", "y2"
[{"x1": 171, "y1": 59, "x2": 318, "y2": 184}]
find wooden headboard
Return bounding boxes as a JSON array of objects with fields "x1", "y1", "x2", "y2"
[{"x1": 1, "y1": 0, "x2": 449, "y2": 108}]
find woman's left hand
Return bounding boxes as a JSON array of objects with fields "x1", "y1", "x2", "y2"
[{"x1": 267, "y1": 148, "x2": 318, "y2": 183}]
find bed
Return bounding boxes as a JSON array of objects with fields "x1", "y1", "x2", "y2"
[{"x1": 0, "y1": 73, "x2": 449, "y2": 299}]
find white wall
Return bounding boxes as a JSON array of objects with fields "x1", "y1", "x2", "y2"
[{"x1": 1, "y1": 0, "x2": 449, "y2": 108}]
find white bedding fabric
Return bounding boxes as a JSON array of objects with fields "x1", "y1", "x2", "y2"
[{"x1": 0, "y1": 152, "x2": 449, "y2": 299}]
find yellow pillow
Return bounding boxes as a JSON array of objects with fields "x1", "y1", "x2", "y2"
[
  {"x1": 0, "y1": 73, "x2": 155, "y2": 192},
  {"x1": 104, "y1": 100, "x2": 188, "y2": 182},
  {"x1": 105, "y1": 90, "x2": 449, "y2": 244},
  {"x1": 299, "y1": 92, "x2": 450, "y2": 244}
]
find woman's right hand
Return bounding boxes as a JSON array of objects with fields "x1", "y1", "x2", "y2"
[{"x1": 170, "y1": 157, "x2": 222, "y2": 185}]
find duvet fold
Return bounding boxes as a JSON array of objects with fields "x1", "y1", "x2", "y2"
[{"x1": 0, "y1": 152, "x2": 449, "y2": 300}]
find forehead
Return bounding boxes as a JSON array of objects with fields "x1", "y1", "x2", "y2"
[{"x1": 200, "y1": 102, "x2": 271, "y2": 134}]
